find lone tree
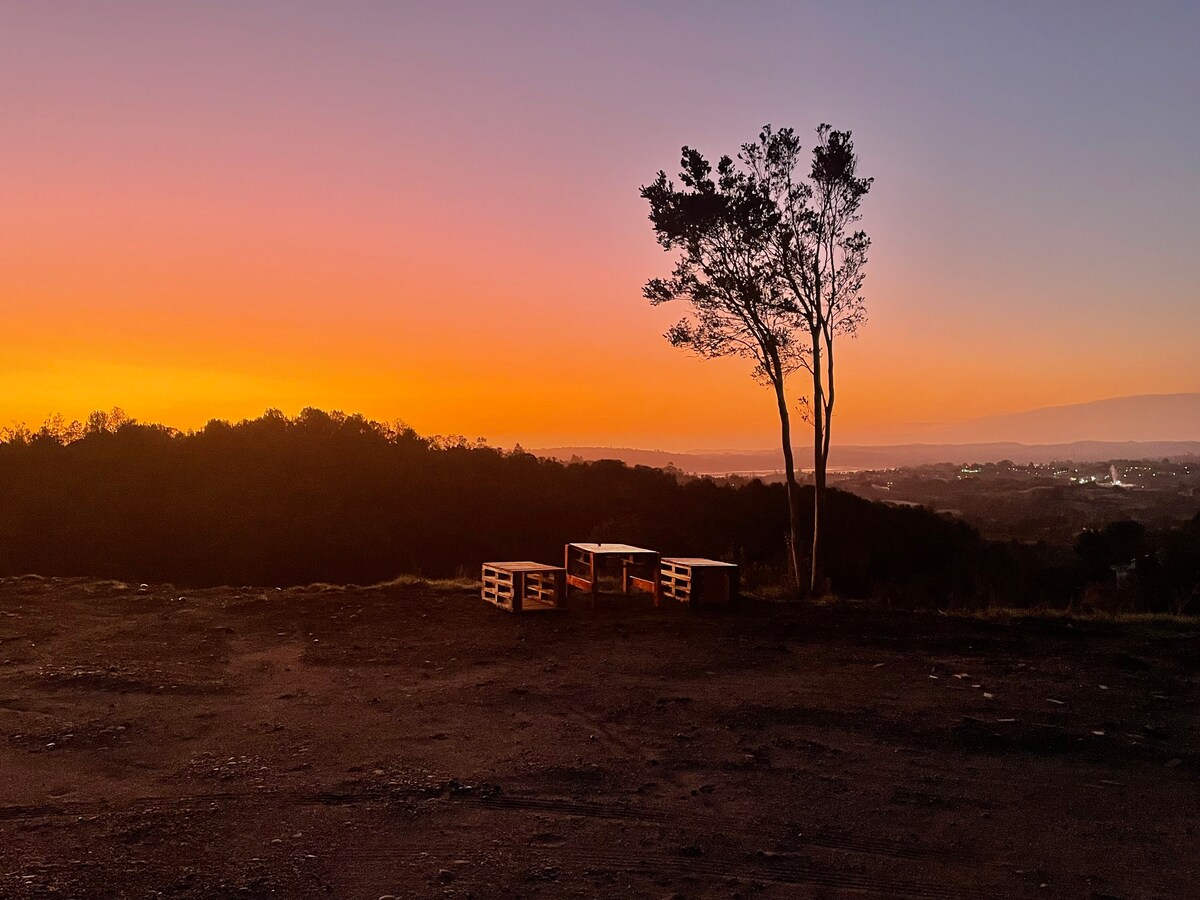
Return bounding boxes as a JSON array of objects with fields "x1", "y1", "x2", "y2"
[{"x1": 641, "y1": 125, "x2": 871, "y2": 595}]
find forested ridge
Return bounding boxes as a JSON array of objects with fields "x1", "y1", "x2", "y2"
[{"x1": 1, "y1": 408, "x2": 1195, "y2": 612}]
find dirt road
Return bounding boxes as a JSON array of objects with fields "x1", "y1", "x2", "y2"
[{"x1": 1, "y1": 576, "x2": 1197, "y2": 898}]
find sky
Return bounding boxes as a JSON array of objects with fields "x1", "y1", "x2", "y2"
[{"x1": 2, "y1": 1, "x2": 1198, "y2": 449}]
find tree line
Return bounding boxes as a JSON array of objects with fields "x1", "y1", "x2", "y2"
[{"x1": 0, "y1": 407, "x2": 1194, "y2": 613}]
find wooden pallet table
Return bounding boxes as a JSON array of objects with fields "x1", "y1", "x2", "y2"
[
  {"x1": 481, "y1": 562, "x2": 566, "y2": 613},
  {"x1": 659, "y1": 558, "x2": 738, "y2": 609},
  {"x1": 564, "y1": 543, "x2": 661, "y2": 605}
]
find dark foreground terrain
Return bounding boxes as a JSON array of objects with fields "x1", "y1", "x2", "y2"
[{"x1": 1, "y1": 577, "x2": 1197, "y2": 899}]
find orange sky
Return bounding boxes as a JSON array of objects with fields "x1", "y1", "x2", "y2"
[{"x1": 3, "y1": 3, "x2": 1198, "y2": 449}]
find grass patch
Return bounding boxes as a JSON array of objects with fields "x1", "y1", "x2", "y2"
[
  {"x1": 370, "y1": 574, "x2": 479, "y2": 592},
  {"x1": 953, "y1": 605, "x2": 1198, "y2": 630}
]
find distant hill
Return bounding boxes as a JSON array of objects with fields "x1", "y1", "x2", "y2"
[
  {"x1": 535, "y1": 393, "x2": 1200, "y2": 473},
  {"x1": 921, "y1": 393, "x2": 1200, "y2": 444},
  {"x1": 535, "y1": 441, "x2": 1200, "y2": 475}
]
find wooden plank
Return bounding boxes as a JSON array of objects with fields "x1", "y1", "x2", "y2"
[
  {"x1": 567, "y1": 542, "x2": 656, "y2": 554},
  {"x1": 661, "y1": 557, "x2": 737, "y2": 568},
  {"x1": 565, "y1": 573, "x2": 592, "y2": 591},
  {"x1": 484, "y1": 561, "x2": 565, "y2": 573}
]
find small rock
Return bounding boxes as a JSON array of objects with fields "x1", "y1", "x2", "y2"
[{"x1": 437, "y1": 869, "x2": 454, "y2": 883}]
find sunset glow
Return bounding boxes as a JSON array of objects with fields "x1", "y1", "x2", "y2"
[{"x1": 4, "y1": 2, "x2": 1198, "y2": 448}]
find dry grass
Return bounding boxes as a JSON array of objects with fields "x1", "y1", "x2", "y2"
[
  {"x1": 954, "y1": 605, "x2": 1198, "y2": 631},
  {"x1": 744, "y1": 581, "x2": 1198, "y2": 630},
  {"x1": 369, "y1": 573, "x2": 480, "y2": 592}
]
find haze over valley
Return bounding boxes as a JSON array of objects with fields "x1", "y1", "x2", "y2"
[{"x1": 536, "y1": 393, "x2": 1200, "y2": 472}]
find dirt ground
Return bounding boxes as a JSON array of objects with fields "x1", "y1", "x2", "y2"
[{"x1": 0, "y1": 576, "x2": 1197, "y2": 899}]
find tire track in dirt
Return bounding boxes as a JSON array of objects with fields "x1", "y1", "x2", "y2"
[
  {"x1": 579, "y1": 847, "x2": 990, "y2": 899},
  {"x1": 330, "y1": 844, "x2": 991, "y2": 899},
  {"x1": 456, "y1": 793, "x2": 960, "y2": 861},
  {"x1": 0, "y1": 789, "x2": 650, "y2": 824},
  {"x1": 555, "y1": 696, "x2": 707, "y2": 800},
  {"x1": 539, "y1": 699, "x2": 968, "y2": 866},
  {"x1": 0, "y1": 787, "x2": 969, "y2": 866},
  {"x1": 453, "y1": 793, "x2": 663, "y2": 821}
]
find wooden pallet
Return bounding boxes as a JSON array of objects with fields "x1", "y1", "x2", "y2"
[
  {"x1": 564, "y1": 543, "x2": 661, "y2": 606},
  {"x1": 659, "y1": 558, "x2": 738, "y2": 609},
  {"x1": 481, "y1": 562, "x2": 565, "y2": 613}
]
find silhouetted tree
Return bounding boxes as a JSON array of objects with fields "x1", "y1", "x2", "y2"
[
  {"x1": 641, "y1": 143, "x2": 808, "y2": 587},
  {"x1": 641, "y1": 124, "x2": 873, "y2": 595},
  {"x1": 743, "y1": 125, "x2": 872, "y2": 595}
]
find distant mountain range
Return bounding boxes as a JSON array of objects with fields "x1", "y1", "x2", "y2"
[
  {"x1": 534, "y1": 394, "x2": 1200, "y2": 473},
  {"x1": 906, "y1": 393, "x2": 1200, "y2": 445}
]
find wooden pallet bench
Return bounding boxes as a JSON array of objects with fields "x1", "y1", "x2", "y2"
[
  {"x1": 564, "y1": 543, "x2": 661, "y2": 605},
  {"x1": 659, "y1": 558, "x2": 738, "y2": 609},
  {"x1": 481, "y1": 562, "x2": 566, "y2": 613}
]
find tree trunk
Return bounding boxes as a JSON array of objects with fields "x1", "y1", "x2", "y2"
[
  {"x1": 811, "y1": 438, "x2": 828, "y2": 597},
  {"x1": 773, "y1": 375, "x2": 804, "y2": 592},
  {"x1": 809, "y1": 331, "x2": 827, "y2": 597}
]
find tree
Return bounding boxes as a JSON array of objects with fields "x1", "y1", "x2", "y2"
[
  {"x1": 641, "y1": 125, "x2": 871, "y2": 595},
  {"x1": 745, "y1": 125, "x2": 872, "y2": 595},
  {"x1": 641, "y1": 143, "x2": 806, "y2": 586}
]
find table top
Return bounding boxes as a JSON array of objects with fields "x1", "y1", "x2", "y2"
[
  {"x1": 662, "y1": 557, "x2": 738, "y2": 568},
  {"x1": 483, "y1": 561, "x2": 566, "y2": 572},
  {"x1": 567, "y1": 543, "x2": 657, "y2": 555}
]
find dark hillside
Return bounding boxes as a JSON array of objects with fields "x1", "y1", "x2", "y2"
[
  {"x1": 0, "y1": 409, "x2": 1024, "y2": 602},
  {"x1": 2, "y1": 408, "x2": 1194, "y2": 612}
]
